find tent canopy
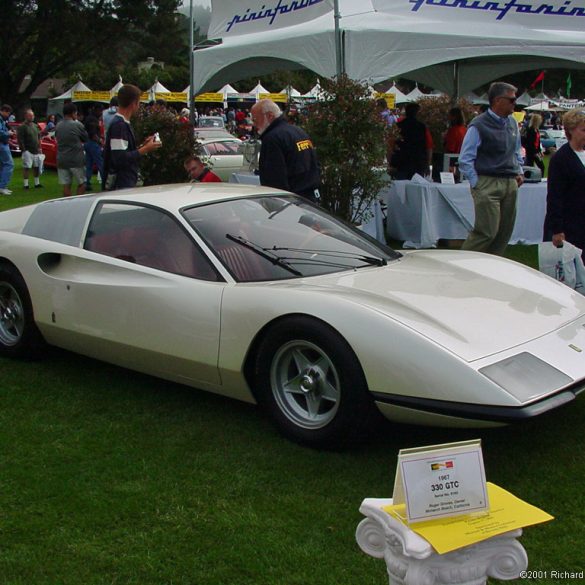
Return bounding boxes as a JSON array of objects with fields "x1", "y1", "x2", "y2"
[
  {"x1": 110, "y1": 77, "x2": 123, "y2": 96},
  {"x1": 194, "y1": 0, "x2": 585, "y2": 96},
  {"x1": 405, "y1": 84, "x2": 425, "y2": 102},
  {"x1": 51, "y1": 80, "x2": 92, "y2": 101},
  {"x1": 385, "y1": 82, "x2": 409, "y2": 104}
]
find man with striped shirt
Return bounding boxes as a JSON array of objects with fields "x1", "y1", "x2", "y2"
[{"x1": 102, "y1": 84, "x2": 161, "y2": 191}]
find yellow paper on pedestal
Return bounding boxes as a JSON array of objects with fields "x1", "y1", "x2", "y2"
[{"x1": 382, "y1": 482, "x2": 554, "y2": 555}]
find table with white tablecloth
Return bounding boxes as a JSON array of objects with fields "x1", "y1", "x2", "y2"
[
  {"x1": 385, "y1": 178, "x2": 548, "y2": 248},
  {"x1": 230, "y1": 172, "x2": 386, "y2": 243}
]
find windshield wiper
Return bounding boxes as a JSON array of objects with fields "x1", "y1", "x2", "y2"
[
  {"x1": 226, "y1": 234, "x2": 303, "y2": 276},
  {"x1": 271, "y1": 247, "x2": 388, "y2": 267}
]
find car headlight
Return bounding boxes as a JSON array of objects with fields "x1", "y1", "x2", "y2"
[{"x1": 480, "y1": 352, "x2": 572, "y2": 402}]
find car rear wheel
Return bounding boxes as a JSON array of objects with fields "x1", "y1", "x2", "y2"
[
  {"x1": 254, "y1": 316, "x2": 380, "y2": 448},
  {"x1": 0, "y1": 265, "x2": 43, "y2": 358}
]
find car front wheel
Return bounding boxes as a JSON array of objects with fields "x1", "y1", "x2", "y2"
[
  {"x1": 0, "y1": 265, "x2": 43, "y2": 358},
  {"x1": 254, "y1": 316, "x2": 379, "y2": 448}
]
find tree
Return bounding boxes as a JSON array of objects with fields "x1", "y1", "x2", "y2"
[
  {"x1": 0, "y1": 0, "x2": 183, "y2": 109},
  {"x1": 301, "y1": 75, "x2": 389, "y2": 224},
  {"x1": 132, "y1": 105, "x2": 197, "y2": 186}
]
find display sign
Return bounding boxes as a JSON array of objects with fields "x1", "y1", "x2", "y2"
[
  {"x1": 384, "y1": 482, "x2": 554, "y2": 554},
  {"x1": 259, "y1": 93, "x2": 288, "y2": 103},
  {"x1": 374, "y1": 92, "x2": 395, "y2": 109},
  {"x1": 372, "y1": 0, "x2": 585, "y2": 30},
  {"x1": 72, "y1": 91, "x2": 111, "y2": 102},
  {"x1": 195, "y1": 93, "x2": 225, "y2": 103},
  {"x1": 209, "y1": 0, "x2": 334, "y2": 39},
  {"x1": 392, "y1": 439, "x2": 488, "y2": 524},
  {"x1": 158, "y1": 92, "x2": 188, "y2": 103},
  {"x1": 440, "y1": 172, "x2": 456, "y2": 184}
]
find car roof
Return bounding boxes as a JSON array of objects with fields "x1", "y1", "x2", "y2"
[
  {"x1": 195, "y1": 129, "x2": 238, "y2": 142},
  {"x1": 63, "y1": 183, "x2": 287, "y2": 212}
]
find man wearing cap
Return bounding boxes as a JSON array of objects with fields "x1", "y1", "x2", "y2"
[{"x1": 458, "y1": 82, "x2": 524, "y2": 255}]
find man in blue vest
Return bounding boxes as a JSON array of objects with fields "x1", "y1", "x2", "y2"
[{"x1": 459, "y1": 82, "x2": 524, "y2": 255}]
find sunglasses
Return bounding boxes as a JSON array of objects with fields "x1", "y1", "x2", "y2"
[{"x1": 499, "y1": 96, "x2": 517, "y2": 103}]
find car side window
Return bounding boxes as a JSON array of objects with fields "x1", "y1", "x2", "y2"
[
  {"x1": 205, "y1": 142, "x2": 239, "y2": 156},
  {"x1": 204, "y1": 143, "x2": 219, "y2": 155},
  {"x1": 84, "y1": 203, "x2": 221, "y2": 282}
]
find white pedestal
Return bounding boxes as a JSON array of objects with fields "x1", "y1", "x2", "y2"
[{"x1": 356, "y1": 498, "x2": 528, "y2": 585}]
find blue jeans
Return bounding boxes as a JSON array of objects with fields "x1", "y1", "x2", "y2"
[
  {"x1": 84, "y1": 141, "x2": 104, "y2": 187},
  {"x1": 0, "y1": 143, "x2": 14, "y2": 189}
]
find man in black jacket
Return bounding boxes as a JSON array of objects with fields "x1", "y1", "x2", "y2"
[
  {"x1": 251, "y1": 99, "x2": 320, "y2": 202},
  {"x1": 390, "y1": 102, "x2": 431, "y2": 180},
  {"x1": 102, "y1": 84, "x2": 160, "y2": 191}
]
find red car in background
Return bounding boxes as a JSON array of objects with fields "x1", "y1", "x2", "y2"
[
  {"x1": 8, "y1": 121, "x2": 49, "y2": 161},
  {"x1": 40, "y1": 134, "x2": 57, "y2": 168},
  {"x1": 7, "y1": 123, "x2": 21, "y2": 157}
]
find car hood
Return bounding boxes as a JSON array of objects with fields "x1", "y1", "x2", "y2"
[{"x1": 279, "y1": 250, "x2": 585, "y2": 362}]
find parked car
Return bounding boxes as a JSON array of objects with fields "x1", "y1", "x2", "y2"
[
  {"x1": 196, "y1": 116, "x2": 226, "y2": 129},
  {"x1": 540, "y1": 128, "x2": 566, "y2": 153},
  {"x1": 7, "y1": 122, "x2": 21, "y2": 157},
  {"x1": 197, "y1": 136, "x2": 244, "y2": 181},
  {"x1": 2, "y1": 185, "x2": 585, "y2": 447},
  {"x1": 40, "y1": 134, "x2": 57, "y2": 168}
]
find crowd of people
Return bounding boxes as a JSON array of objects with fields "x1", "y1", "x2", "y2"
[
  {"x1": 0, "y1": 92, "x2": 268, "y2": 196},
  {"x1": 2, "y1": 81, "x2": 585, "y2": 261},
  {"x1": 378, "y1": 85, "x2": 585, "y2": 258}
]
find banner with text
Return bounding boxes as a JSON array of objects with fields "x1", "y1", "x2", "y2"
[
  {"x1": 208, "y1": 0, "x2": 334, "y2": 39},
  {"x1": 195, "y1": 93, "x2": 225, "y2": 103},
  {"x1": 72, "y1": 91, "x2": 112, "y2": 102},
  {"x1": 259, "y1": 93, "x2": 288, "y2": 103},
  {"x1": 372, "y1": 0, "x2": 585, "y2": 30}
]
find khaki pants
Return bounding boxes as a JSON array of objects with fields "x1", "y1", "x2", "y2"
[{"x1": 461, "y1": 176, "x2": 518, "y2": 256}]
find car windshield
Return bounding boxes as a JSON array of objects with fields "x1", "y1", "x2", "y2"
[
  {"x1": 197, "y1": 117, "x2": 224, "y2": 128},
  {"x1": 182, "y1": 195, "x2": 400, "y2": 282}
]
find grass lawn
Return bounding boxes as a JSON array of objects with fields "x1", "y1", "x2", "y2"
[{"x1": 1, "y1": 157, "x2": 583, "y2": 585}]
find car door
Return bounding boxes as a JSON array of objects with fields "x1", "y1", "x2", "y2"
[
  {"x1": 205, "y1": 140, "x2": 243, "y2": 181},
  {"x1": 42, "y1": 202, "x2": 225, "y2": 386}
]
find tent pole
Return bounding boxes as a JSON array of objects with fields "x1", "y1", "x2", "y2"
[
  {"x1": 334, "y1": 0, "x2": 343, "y2": 77},
  {"x1": 453, "y1": 61, "x2": 460, "y2": 101},
  {"x1": 189, "y1": 0, "x2": 195, "y2": 125}
]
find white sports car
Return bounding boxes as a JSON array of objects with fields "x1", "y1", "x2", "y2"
[{"x1": 1, "y1": 185, "x2": 584, "y2": 447}]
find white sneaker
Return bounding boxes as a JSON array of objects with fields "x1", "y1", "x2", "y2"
[{"x1": 0, "y1": 188, "x2": 12, "y2": 195}]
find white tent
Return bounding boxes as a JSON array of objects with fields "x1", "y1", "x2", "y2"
[
  {"x1": 303, "y1": 81, "x2": 325, "y2": 100},
  {"x1": 475, "y1": 92, "x2": 490, "y2": 106},
  {"x1": 217, "y1": 83, "x2": 238, "y2": 100},
  {"x1": 280, "y1": 86, "x2": 301, "y2": 98},
  {"x1": 405, "y1": 84, "x2": 426, "y2": 102},
  {"x1": 110, "y1": 77, "x2": 123, "y2": 96},
  {"x1": 51, "y1": 80, "x2": 92, "y2": 101},
  {"x1": 194, "y1": 0, "x2": 585, "y2": 96},
  {"x1": 525, "y1": 101, "x2": 552, "y2": 112},
  {"x1": 250, "y1": 81, "x2": 270, "y2": 98},
  {"x1": 385, "y1": 82, "x2": 408, "y2": 104},
  {"x1": 146, "y1": 80, "x2": 171, "y2": 102},
  {"x1": 516, "y1": 91, "x2": 532, "y2": 107}
]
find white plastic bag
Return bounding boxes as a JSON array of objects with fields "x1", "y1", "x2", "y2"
[{"x1": 538, "y1": 241, "x2": 585, "y2": 296}]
